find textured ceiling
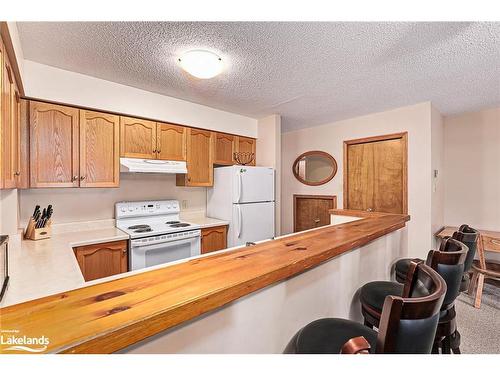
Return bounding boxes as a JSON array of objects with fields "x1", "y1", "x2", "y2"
[{"x1": 17, "y1": 22, "x2": 500, "y2": 132}]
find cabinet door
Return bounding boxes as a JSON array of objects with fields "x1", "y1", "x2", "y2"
[
  {"x1": 17, "y1": 99, "x2": 29, "y2": 189},
  {"x1": 80, "y1": 110, "x2": 120, "y2": 187},
  {"x1": 74, "y1": 240, "x2": 128, "y2": 282},
  {"x1": 120, "y1": 116, "x2": 156, "y2": 159},
  {"x1": 214, "y1": 133, "x2": 235, "y2": 165},
  {"x1": 177, "y1": 128, "x2": 214, "y2": 186},
  {"x1": 201, "y1": 226, "x2": 227, "y2": 254},
  {"x1": 236, "y1": 136, "x2": 256, "y2": 166},
  {"x1": 30, "y1": 102, "x2": 80, "y2": 188},
  {"x1": 1, "y1": 48, "x2": 15, "y2": 188},
  {"x1": 156, "y1": 122, "x2": 186, "y2": 161}
]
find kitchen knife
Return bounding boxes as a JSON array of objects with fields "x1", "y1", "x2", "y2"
[{"x1": 32, "y1": 205, "x2": 40, "y2": 218}]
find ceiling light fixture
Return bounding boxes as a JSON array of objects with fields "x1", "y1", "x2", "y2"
[{"x1": 178, "y1": 50, "x2": 224, "y2": 79}]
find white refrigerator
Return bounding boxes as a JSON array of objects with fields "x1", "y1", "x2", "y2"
[{"x1": 207, "y1": 166, "x2": 275, "y2": 247}]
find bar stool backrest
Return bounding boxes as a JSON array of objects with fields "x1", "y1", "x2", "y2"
[
  {"x1": 452, "y1": 224, "x2": 479, "y2": 273},
  {"x1": 376, "y1": 262, "x2": 446, "y2": 353},
  {"x1": 426, "y1": 237, "x2": 467, "y2": 309}
]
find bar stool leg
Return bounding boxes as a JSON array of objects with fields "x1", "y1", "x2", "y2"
[
  {"x1": 441, "y1": 336, "x2": 451, "y2": 354},
  {"x1": 474, "y1": 274, "x2": 484, "y2": 309},
  {"x1": 450, "y1": 330, "x2": 461, "y2": 354}
]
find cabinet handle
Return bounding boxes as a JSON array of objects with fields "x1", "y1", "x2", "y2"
[
  {"x1": 153, "y1": 149, "x2": 157, "y2": 153},
  {"x1": 71, "y1": 176, "x2": 79, "y2": 181},
  {"x1": 80, "y1": 176, "x2": 86, "y2": 181},
  {"x1": 366, "y1": 208, "x2": 373, "y2": 212},
  {"x1": 14, "y1": 171, "x2": 20, "y2": 176},
  {"x1": 122, "y1": 249, "x2": 127, "y2": 254},
  {"x1": 314, "y1": 218, "x2": 320, "y2": 223}
]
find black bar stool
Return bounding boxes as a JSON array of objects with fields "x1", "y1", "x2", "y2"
[
  {"x1": 360, "y1": 237, "x2": 467, "y2": 354},
  {"x1": 284, "y1": 262, "x2": 446, "y2": 354},
  {"x1": 395, "y1": 225, "x2": 479, "y2": 289}
]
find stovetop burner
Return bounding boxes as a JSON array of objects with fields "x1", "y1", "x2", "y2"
[
  {"x1": 128, "y1": 224, "x2": 151, "y2": 230},
  {"x1": 165, "y1": 221, "x2": 181, "y2": 224},
  {"x1": 134, "y1": 227, "x2": 153, "y2": 233},
  {"x1": 170, "y1": 223, "x2": 191, "y2": 228}
]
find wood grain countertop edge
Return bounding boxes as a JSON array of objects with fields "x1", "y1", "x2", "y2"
[{"x1": 0, "y1": 211, "x2": 410, "y2": 354}]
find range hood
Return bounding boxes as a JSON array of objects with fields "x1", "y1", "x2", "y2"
[{"x1": 120, "y1": 158, "x2": 187, "y2": 174}]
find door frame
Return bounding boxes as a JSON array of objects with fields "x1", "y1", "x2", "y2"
[
  {"x1": 343, "y1": 132, "x2": 408, "y2": 214},
  {"x1": 293, "y1": 194, "x2": 337, "y2": 233}
]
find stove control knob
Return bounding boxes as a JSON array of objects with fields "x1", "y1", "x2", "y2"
[{"x1": 121, "y1": 207, "x2": 126, "y2": 213}]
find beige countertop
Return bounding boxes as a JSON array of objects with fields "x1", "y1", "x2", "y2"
[{"x1": 1, "y1": 214, "x2": 229, "y2": 308}]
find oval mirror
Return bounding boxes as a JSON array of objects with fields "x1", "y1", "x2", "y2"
[{"x1": 292, "y1": 151, "x2": 337, "y2": 186}]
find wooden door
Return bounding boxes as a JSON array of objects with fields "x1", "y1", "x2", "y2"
[
  {"x1": 156, "y1": 122, "x2": 186, "y2": 161},
  {"x1": 214, "y1": 133, "x2": 235, "y2": 165},
  {"x1": 120, "y1": 116, "x2": 156, "y2": 159},
  {"x1": 1, "y1": 49, "x2": 15, "y2": 188},
  {"x1": 79, "y1": 110, "x2": 120, "y2": 187},
  {"x1": 177, "y1": 128, "x2": 214, "y2": 186},
  {"x1": 344, "y1": 133, "x2": 407, "y2": 214},
  {"x1": 294, "y1": 195, "x2": 337, "y2": 232},
  {"x1": 201, "y1": 226, "x2": 228, "y2": 254},
  {"x1": 74, "y1": 240, "x2": 128, "y2": 282},
  {"x1": 236, "y1": 136, "x2": 256, "y2": 166},
  {"x1": 30, "y1": 102, "x2": 80, "y2": 188}
]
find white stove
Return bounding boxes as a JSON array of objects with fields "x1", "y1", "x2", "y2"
[{"x1": 116, "y1": 200, "x2": 201, "y2": 270}]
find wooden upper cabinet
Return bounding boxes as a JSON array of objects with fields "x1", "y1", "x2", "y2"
[
  {"x1": 17, "y1": 99, "x2": 29, "y2": 189},
  {"x1": 177, "y1": 128, "x2": 214, "y2": 187},
  {"x1": 79, "y1": 110, "x2": 120, "y2": 188},
  {"x1": 214, "y1": 133, "x2": 235, "y2": 165},
  {"x1": 236, "y1": 136, "x2": 256, "y2": 166},
  {"x1": 1, "y1": 47, "x2": 17, "y2": 189},
  {"x1": 73, "y1": 240, "x2": 128, "y2": 282},
  {"x1": 120, "y1": 116, "x2": 156, "y2": 159},
  {"x1": 156, "y1": 122, "x2": 186, "y2": 161},
  {"x1": 30, "y1": 102, "x2": 80, "y2": 188}
]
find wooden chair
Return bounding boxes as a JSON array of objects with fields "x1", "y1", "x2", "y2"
[
  {"x1": 360, "y1": 238, "x2": 466, "y2": 354},
  {"x1": 284, "y1": 262, "x2": 446, "y2": 354},
  {"x1": 468, "y1": 233, "x2": 500, "y2": 308}
]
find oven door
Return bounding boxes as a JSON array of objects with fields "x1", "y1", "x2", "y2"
[{"x1": 130, "y1": 231, "x2": 201, "y2": 271}]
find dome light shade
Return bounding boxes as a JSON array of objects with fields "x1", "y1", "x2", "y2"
[{"x1": 178, "y1": 50, "x2": 223, "y2": 79}]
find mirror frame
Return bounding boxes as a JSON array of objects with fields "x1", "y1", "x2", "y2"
[{"x1": 292, "y1": 150, "x2": 338, "y2": 186}]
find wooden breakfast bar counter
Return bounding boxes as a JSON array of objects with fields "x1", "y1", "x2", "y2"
[{"x1": 0, "y1": 210, "x2": 409, "y2": 354}]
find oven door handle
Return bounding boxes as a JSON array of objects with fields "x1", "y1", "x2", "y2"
[{"x1": 132, "y1": 238, "x2": 196, "y2": 249}]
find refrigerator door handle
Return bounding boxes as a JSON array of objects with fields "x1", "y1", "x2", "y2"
[
  {"x1": 236, "y1": 172, "x2": 242, "y2": 203},
  {"x1": 237, "y1": 205, "x2": 242, "y2": 238}
]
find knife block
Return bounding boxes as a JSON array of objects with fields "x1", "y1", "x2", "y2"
[{"x1": 24, "y1": 219, "x2": 52, "y2": 241}]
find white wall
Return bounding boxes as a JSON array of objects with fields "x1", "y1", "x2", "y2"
[
  {"x1": 256, "y1": 115, "x2": 281, "y2": 235},
  {"x1": 281, "y1": 102, "x2": 433, "y2": 259},
  {"x1": 22, "y1": 60, "x2": 258, "y2": 137},
  {"x1": 444, "y1": 106, "x2": 500, "y2": 231},
  {"x1": 431, "y1": 105, "x2": 445, "y2": 247},
  {"x1": 18, "y1": 174, "x2": 206, "y2": 227}
]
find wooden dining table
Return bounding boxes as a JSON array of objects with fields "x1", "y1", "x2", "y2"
[{"x1": 436, "y1": 226, "x2": 500, "y2": 308}]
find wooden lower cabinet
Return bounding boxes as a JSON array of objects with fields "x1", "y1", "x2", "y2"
[
  {"x1": 73, "y1": 240, "x2": 128, "y2": 281},
  {"x1": 201, "y1": 225, "x2": 227, "y2": 254}
]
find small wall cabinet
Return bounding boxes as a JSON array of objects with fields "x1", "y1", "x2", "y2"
[
  {"x1": 201, "y1": 225, "x2": 228, "y2": 254},
  {"x1": 120, "y1": 116, "x2": 156, "y2": 159},
  {"x1": 235, "y1": 136, "x2": 256, "y2": 166},
  {"x1": 156, "y1": 122, "x2": 186, "y2": 161},
  {"x1": 214, "y1": 133, "x2": 236, "y2": 165},
  {"x1": 73, "y1": 240, "x2": 128, "y2": 281},
  {"x1": 177, "y1": 128, "x2": 215, "y2": 187}
]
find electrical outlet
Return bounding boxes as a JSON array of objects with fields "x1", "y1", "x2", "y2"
[{"x1": 181, "y1": 200, "x2": 188, "y2": 209}]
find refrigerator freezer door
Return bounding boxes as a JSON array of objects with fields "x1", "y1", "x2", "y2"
[
  {"x1": 231, "y1": 202, "x2": 275, "y2": 247},
  {"x1": 232, "y1": 166, "x2": 275, "y2": 203}
]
